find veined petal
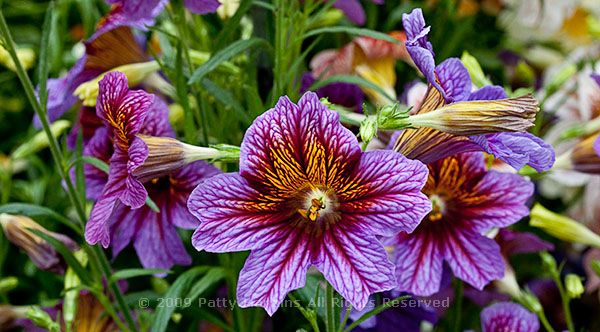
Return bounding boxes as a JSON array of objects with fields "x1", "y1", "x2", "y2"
[
  {"x1": 481, "y1": 302, "x2": 540, "y2": 332},
  {"x1": 393, "y1": 231, "x2": 444, "y2": 296},
  {"x1": 435, "y1": 58, "x2": 471, "y2": 103},
  {"x1": 239, "y1": 92, "x2": 361, "y2": 197},
  {"x1": 316, "y1": 226, "x2": 396, "y2": 310},
  {"x1": 443, "y1": 227, "x2": 505, "y2": 290},
  {"x1": 99, "y1": 0, "x2": 168, "y2": 34},
  {"x1": 469, "y1": 85, "x2": 508, "y2": 101},
  {"x1": 338, "y1": 150, "x2": 431, "y2": 235},
  {"x1": 189, "y1": 173, "x2": 288, "y2": 252},
  {"x1": 83, "y1": 126, "x2": 112, "y2": 199},
  {"x1": 236, "y1": 227, "x2": 312, "y2": 316}
]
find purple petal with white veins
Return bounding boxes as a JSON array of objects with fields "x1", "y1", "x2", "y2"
[
  {"x1": 481, "y1": 302, "x2": 540, "y2": 332},
  {"x1": 236, "y1": 227, "x2": 312, "y2": 316}
]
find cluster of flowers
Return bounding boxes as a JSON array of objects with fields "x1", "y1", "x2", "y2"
[{"x1": 2, "y1": 1, "x2": 600, "y2": 331}]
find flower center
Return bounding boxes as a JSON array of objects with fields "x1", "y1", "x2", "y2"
[
  {"x1": 297, "y1": 187, "x2": 337, "y2": 222},
  {"x1": 427, "y1": 194, "x2": 446, "y2": 222}
]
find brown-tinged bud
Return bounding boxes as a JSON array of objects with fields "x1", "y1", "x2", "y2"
[
  {"x1": 0, "y1": 214, "x2": 78, "y2": 274},
  {"x1": 408, "y1": 94, "x2": 539, "y2": 136}
]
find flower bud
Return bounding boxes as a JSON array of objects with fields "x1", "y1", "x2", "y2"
[
  {"x1": 530, "y1": 203, "x2": 600, "y2": 248},
  {"x1": 568, "y1": 134, "x2": 600, "y2": 174},
  {"x1": 308, "y1": 8, "x2": 344, "y2": 29},
  {"x1": 0, "y1": 277, "x2": 18, "y2": 294},
  {"x1": 565, "y1": 274, "x2": 584, "y2": 299},
  {"x1": 519, "y1": 290, "x2": 543, "y2": 314},
  {"x1": 217, "y1": 0, "x2": 242, "y2": 20},
  {"x1": 408, "y1": 94, "x2": 539, "y2": 136},
  {"x1": 0, "y1": 44, "x2": 35, "y2": 72},
  {"x1": 11, "y1": 120, "x2": 71, "y2": 160},
  {"x1": 0, "y1": 305, "x2": 27, "y2": 330},
  {"x1": 540, "y1": 251, "x2": 557, "y2": 274},
  {"x1": 26, "y1": 306, "x2": 60, "y2": 332},
  {"x1": 0, "y1": 214, "x2": 79, "y2": 274},
  {"x1": 359, "y1": 116, "x2": 378, "y2": 146},
  {"x1": 74, "y1": 61, "x2": 160, "y2": 106}
]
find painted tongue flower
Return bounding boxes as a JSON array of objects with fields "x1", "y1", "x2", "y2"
[
  {"x1": 480, "y1": 302, "x2": 540, "y2": 332},
  {"x1": 83, "y1": 72, "x2": 220, "y2": 268},
  {"x1": 188, "y1": 92, "x2": 431, "y2": 315},
  {"x1": 393, "y1": 8, "x2": 554, "y2": 172},
  {"x1": 390, "y1": 152, "x2": 533, "y2": 296}
]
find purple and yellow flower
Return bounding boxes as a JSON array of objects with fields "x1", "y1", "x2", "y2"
[
  {"x1": 188, "y1": 92, "x2": 431, "y2": 315},
  {"x1": 390, "y1": 152, "x2": 533, "y2": 296},
  {"x1": 84, "y1": 72, "x2": 220, "y2": 269},
  {"x1": 393, "y1": 8, "x2": 555, "y2": 172},
  {"x1": 480, "y1": 302, "x2": 540, "y2": 332}
]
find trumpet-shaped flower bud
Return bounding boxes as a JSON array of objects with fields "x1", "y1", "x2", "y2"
[
  {"x1": 0, "y1": 214, "x2": 78, "y2": 274},
  {"x1": 565, "y1": 274, "x2": 585, "y2": 299},
  {"x1": 530, "y1": 203, "x2": 600, "y2": 247}
]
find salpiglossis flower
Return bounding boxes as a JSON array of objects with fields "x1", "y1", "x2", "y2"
[
  {"x1": 390, "y1": 153, "x2": 533, "y2": 296},
  {"x1": 480, "y1": 302, "x2": 540, "y2": 332},
  {"x1": 188, "y1": 92, "x2": 431, "y2": 315}
]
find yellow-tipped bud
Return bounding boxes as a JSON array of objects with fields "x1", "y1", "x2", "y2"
[
  {"x1": 73, "y1": 61, "x2": 160, "y2": 106},
  {"x1": 530, "y1": 203, "x2": 600, "y2": 248},
  {"x1": 408, "y1": 94, "x2": 539, "y2": 136},
  {"x1": 0, "y1": 45, "x2": 35, "y2": 72},
  {"x1": 11, "y1": 120, "x2": 71, "y2": 160}
]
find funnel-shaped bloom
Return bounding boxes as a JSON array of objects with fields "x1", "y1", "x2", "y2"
[
  {"x1": 393, "y1": 8, "x2": 554, "y2": 172},
  {"x1": 480, "y1": 302, "x2": 539, "y2": 332},
  {"x1": 390, "y1": 153, "x2": 533, "y2": 296},
  {"x1": 188, "y1": 92, "x2": 431, "y2": 315}
]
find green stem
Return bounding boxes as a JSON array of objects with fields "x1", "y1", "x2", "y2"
[
  {"x1": 552, "y1": 273, "x2": 575, "y2": 332},
  {"x1": 537, "y1": 309, "x2": 556, "y2": 332},
  {"x1": 288, "y1": 293, "x2": 321, "y2": 332},
  {"x1": 0, "y1": 9, "x2": 135, "y2": 331},
  {"x1": 453, "y1": 280, "x2": 463, "y2": 332},
  {"x1": 338, "y1": 304, "x2": 352, "y2": 332},
  {"x1": 325, "y1": 282, "x2": 336, "y2": 332}
]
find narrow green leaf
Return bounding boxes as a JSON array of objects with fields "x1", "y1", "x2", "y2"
[
  {"x1": 110, "y1": 268, "x2": 171, "y2": 283},
  {"x1": 200, "y1": 78, "x2": 251, "y2": 122},
  {"x1": 188, "y1": 38, "x2": 269, "y2": 84},
  {"x1": 0, "y1": 203, "x2": 80, "y2": 233},
  {"x1": 310, "y1": 75, "x2": 395, "y2": 102},
  {"x1": 151, "y1": 266, "x2": 211, "y2": 332},
  {"x1": 304, "y1": 26, "x2": 400, "y2": 44},
  {"x1": 81, "y1": 156, "x2": 109, "y2": 173},
  {"x1": 188, "y1": 268, "x2": 226, "y2": 300},
  {"x1": 28, "y1": 229, "x2": 93, "y2": 285},
  {"x1": 36, "y1": 1, "x2": 55, "y2": 112}
]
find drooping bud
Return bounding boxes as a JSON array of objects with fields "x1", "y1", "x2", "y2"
[
  {"x1": 11, "y1": 120, "x2": 71, "y2": 160},
  {"x1": 132, "y1": 135, "x2": 240, "y2": 183},
  {"x1": 74, "y1": 62, "x2": 160, "y2": 106},
  {"x1": 0, "y1": 214, "x2": 79, "y2": 274},
  {"x1": 408, "y1": 94, "x2": 539, "y2": 136},
  {"x1": 530, "y1": 204, "x2": 600, "y2": 248},
  {"x1": 565, "y1": 274, "x2": 584, "y2": 299}
]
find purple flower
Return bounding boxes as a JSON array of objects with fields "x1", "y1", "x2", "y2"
[
  {"x1": 188, "y1": 92, "x2": 431, "y2": 315},
  {"x1": 301, "y1": 73, "x2": 364, "y2": 112},
  {"x1": 333, "y1": 0, "x2": 384, "y2": 25},
  {"x1": 394, "y1": 8, "x2": 555, "y2": 172},
  {"x1": 83, "y1": 72, "x2": 219, "y2": 269},
  {"x1": 480, "y1": 302, "x2": 540, "y2": 332},
  {"x1": 390, "y1": 152, "x2": 533, "y2": 296}
]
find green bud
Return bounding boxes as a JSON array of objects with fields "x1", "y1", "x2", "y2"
[
  {"x1": 308, "y1": 9, "x2": 344, "y2": 29},
  {"x1": 530, "y1": 203, "x2": 600, "y2": 248},
  {"x1": 460, "y1": 51, "x2": 491, "y2": 88},
  {"x1": 0, "y1": 276, "x2": 18, "y2": 293},
  {"x1": 377, "y1": 103, "x2": 411, "y2": 130},
  {"x1": 12, "y1": 120, "x2": 71, "y2": 160},
  {"x1": 359, "y1": 116, "x2": 378, "y2": 146},
  {"x1": 26, "y1": 306, "x2": 60, "y2": 332},
  {"x1": 540, "y1": 251, "x2": 558, "y2": 274},
  {"x1": 565, "y1": 274, "x2": 585, "y2": 299},
  {"x1": 519, "y1": 290, "x2": 543, "y2": 313}
]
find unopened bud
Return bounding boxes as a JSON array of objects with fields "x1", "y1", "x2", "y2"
[
  {"x1": 568, "y1": 133, "x2": 600, "y2": 174},
  {"x1": 0, "y1": 277, "x2": 18, "y2": 294},
  {"x1": 74, "y1": 62, "x2": 160, "y2": 106},
  {"x1": 308, "y1": 8, "x2": 344, "y2": 29},
  {"x1": 408, "y1": 94, "x2": 539, "y2": 136},
  {"x1": 540, "y1": 251, "x2": 557, "y2": 274},
  {"x1": 565, "y1": 274, "x2": 584, "y2": 299},
  {"x1": 217, "y1": 0, "x2": 242, "y2": 20},
  {"x1": 530, "y1": 204, "x2": 600, "y2": 248},
  {"x1": 519, "y1": 290, "x2": 543, "y2": 313},
  {"x1": 0, "y1": 305, "x2": 27, "y2": 330},
  {"x1": 0, "y1": 214, "x2": 78, "y2": 274},
  {"x1": 26, "y1": 306, "x2": 60, "y2": 332},
  {"x1": 377, "y1": 103, "x2": 411, "y2": 130},
  {"x1": 359, "y1": 116, "x2": 378, "y2": 145},
  {"x1": 0, "y1": 45, "x2": 35, "y2": 72}
]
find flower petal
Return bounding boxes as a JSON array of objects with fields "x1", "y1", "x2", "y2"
[
  {"x1": 236, "y1": 227, "x2": 312, "y2": 316},
  {"x1": 435, "y1": 58, "x2": 471, "y2": 103},
  {"x1": 338, "y1": 150, "x2": 431, "y2": 235},
  {"x1": 333, "y1": 0, "x2": 366, "y2": 25},
  {"x1": 443, "y1": 227, "x2": 505, "y2": 290},
  {"x1": 184, "y1": 0, "x2": 220, "y2": 14},
  {"x1": 469, "y1": 85, "x2": 508, "y2": 101},
  {"x1": 189, "y1": 173, "x2": 288, "y2": 252},
  {"x1": 239, "y1": 92, "x2": 361, "y2": 197},
  {"x1": 481, "y1": 302, "x2": 540, "y2": 332},
  {"x1": 316, "y1": 226, "x2": 396, "y2": 310},
  {"x1": 393, "y1": 231, "x2": 444, "y2": 296}
]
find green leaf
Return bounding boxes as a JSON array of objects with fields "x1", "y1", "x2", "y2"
[
  {"x1": 188, "y1": 267, "x2": 226, "y2": 300},
  {"x1": 0, "y1": 203, "x2": 80, "y2": 233},
  {"x1": 109, "y1": 268, "x2": 171, "y2": 283},
  {"x1": 28, "y1": 229, "x2": 93, "y2": 285},
  {"x1": 151, "y1": 266, "x2": 211, "y2": 332},
  {"x1": 304, "y1": 26, "x2": 400, "y2": 44},
  {"x1": 188, "y1": 38, "x2": 269, "y2": 84},
  {"x1": 200, "y1": 78, "x2": 251, "y2": 123},
  {"x1": 36, "y1": 1, "x2": 55, "y2": 111},
  {"x1": 310, "y1": 75, "x2": 395, "y2": 102}
]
